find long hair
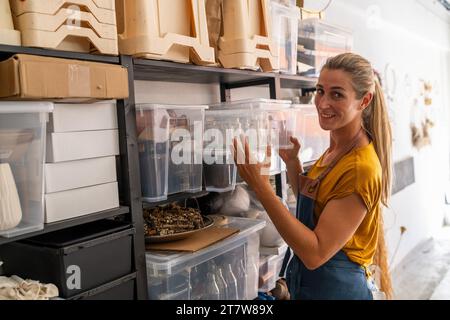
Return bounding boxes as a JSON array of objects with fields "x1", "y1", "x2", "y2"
[{"x1": 322, "y1": 53, "x2": 393, "y2": 299}]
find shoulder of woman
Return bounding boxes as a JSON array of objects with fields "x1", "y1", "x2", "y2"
[{"x1": 336, "y1": 147, "x2": 382, "y2": 182}]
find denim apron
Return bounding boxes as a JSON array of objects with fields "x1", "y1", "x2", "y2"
[{"x1": 280, "y1": 130, "x2": 373, "y2": 300}]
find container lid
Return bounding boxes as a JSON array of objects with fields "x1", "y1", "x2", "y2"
[
  {"x1": 145, "y1": 217, "x2": 266, "y2": 276},
  {"x1": 291, "y1": 104, "x2": 316, "y2": 109},
  {"x1": 136, "y1": 104, "x2": 208, "y2": 111},
  {"x1": 210, "y1": 99, "x2": 292, "y2": 110},
  {"x1": 23, "y1": 220, "x2": 132, "y2": 248},
  {"x1": 0, "y1": 102, "x2": 53, "y2": 113}
]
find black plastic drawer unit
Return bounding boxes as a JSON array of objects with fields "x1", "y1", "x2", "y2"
[
  {"x1": 0, "y1": 219, "x2": 135, "y2": 298},
  {"x1": 70, "y1": 273, "x2": 136, "y2": 300}
]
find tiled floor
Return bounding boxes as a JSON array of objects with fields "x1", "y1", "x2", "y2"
[{"x1": 392, "y1": 227, "x2": 450, "y2": 300}]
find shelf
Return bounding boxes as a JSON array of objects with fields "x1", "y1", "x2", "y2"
[
  {"x1": 133, "y1": 59, "x2": 317, "y2": 88},
  {"x1": 279, "y1": 73, "x2": 318, "y2": 89},
  {"x1": 0, "y1": 206, "x2": 130, "y2": 246},
  {"x1": 0, "y1": 44, "x2": 120, "y2": 64},
  {"x1": 143, "y1": 191, "x2": 210, "y2": 209}
]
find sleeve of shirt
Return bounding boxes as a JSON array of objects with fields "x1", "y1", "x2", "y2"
[{"x1": 325, "y1": 162, "x2": 382, "y2": 212}]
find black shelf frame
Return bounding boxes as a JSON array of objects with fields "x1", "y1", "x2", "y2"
[
  {"x1": 133, "y1": 58, "x2": 317, "y2": 88},
  {"x1": 0, "y1": 206, "x2": 129, "y2": 246},
  {"x1": 0, "y1": 44, "x2": 120, "y2": 64}
]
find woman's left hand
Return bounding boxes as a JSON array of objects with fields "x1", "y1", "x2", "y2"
[{"x1": 232, "y1": 135, "x2": 273, "y2": 194}]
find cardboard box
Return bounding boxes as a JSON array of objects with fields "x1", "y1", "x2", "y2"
[
  {"x1": 45, "y1": 182, "x2": 119, "y2": 223},
  {"x1": 46, "y1": 129, "x2": 119, "y2": 163},
  {"x1": 49, "y1": 101, "x2": 118, "y2": 132},
  {"x1": 45, "y1": 156, "x2": 117, "y2": 193},
  {"x1": 0, "y1": 54, "x2": 129, "y2": 101}
]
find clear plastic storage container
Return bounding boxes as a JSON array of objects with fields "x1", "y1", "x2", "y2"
[
  {"x1": 298, "y1": 18, "x2": 353, "y2": 76},
  {"x1": 203, "y1": 149, "x2": 237, "y2": 193},
  {"x1": 270, "y1": 1, "x2": 300, "y2": 75},
  {"x1": 208, "y1": 99, "x2": 294, "y2": 150},
  {"x1": 259, "y1": 245, "x2": 288, "y2": 292},
  {"x1": 136, "y1": 105, "x2": 170, "y2": 202},
  {"x1": 258, "y1": 254, "x2": 277, "y2": 292},
  {"x1": 0, "y1": 102, "x2": 53, "y2": 238},
  {"x1": 292, "y1": 104, "x2": 329, "y2": 164},
  {"x1": 146, "y1": 217, "x2": 265, "y2": 300},
  {"x1": 136, "y1": 104, "x2": 207, "y2": 202}
]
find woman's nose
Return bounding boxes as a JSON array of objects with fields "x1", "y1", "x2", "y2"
[{"x1": 315, "y1": 95, "x2": 331, "y2": 110}]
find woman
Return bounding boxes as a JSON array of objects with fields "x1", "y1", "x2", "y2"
[{"x1": 233, "y1": 53, "x2": 393, "y2": 300}]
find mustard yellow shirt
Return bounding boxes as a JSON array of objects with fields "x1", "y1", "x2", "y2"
[{"x1": 307, "y1": 142, "x2": 382, "y2": 267}]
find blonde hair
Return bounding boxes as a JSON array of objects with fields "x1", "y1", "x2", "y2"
[{"x1": 322, "y1": 53, "x2": 393, "y2": 299}]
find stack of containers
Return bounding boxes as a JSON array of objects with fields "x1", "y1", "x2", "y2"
[
  {"x1": 146, "y1": 217, "x2": 265, "y2": 300},
  {"x1": 136, "y1": 104, "x2": 207, "y2": 202},
  {"x1": 218, "y1": 0, "x2": 279, "y2": 71},
  {"x1": 297, "y1": 18, "x2": 353, "y2": 77},
  {"x1": 292, "y1": 104, "x2": 329, "y2": 164},
  {"x1": 116, "y1": 0, "x2": 215, "y2": 65},
  {"x1": 0, "y1": 0, "x2": 21, "y2": 45},
  {"x1": 258, "y1": 244, "x2": 288, "y2": 292},
  {"x1": 205, "y1": 99, "x2": 293, "y2": 192},
  {"x1": 44, "y1": 101, "x2": 120, "y2": 223},
  {"x1": 0, "y1": 102, "x2": 53, "y2": 238},
  {"x1": 269, "y1": 0, "x2": 300, "y2": 75},
  {"x1": 9, "y1": 0, "x2": 118, "y2": 55}
]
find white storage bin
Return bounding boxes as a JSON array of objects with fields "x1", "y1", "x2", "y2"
[
  {"x1": 146, "y1": 217, "x2": 265, "y2": 300},
  {"x1": 292, "y1": 104, "x2": 329, "y2": 164},
  {"x1": 136, "y1": 104, "x2": 207, "y2": 202},
  {"x1": 49, "y1": 101, "x2": 118, "y2": 133},
  {"x1": 0, "y1": 102, "x2": 53, "y2": 237},
  {"x1": 45, "y1": 156, "x2": 117, "y2": 193},
  {"x1": 270, "y1": 1, "x2": 300, "y2": 75},
  {"x1": 45, "y1": 182, "x2": 119, "y2": 223},
  {"x1": 208, "y1": 99, "x2": 294, "y2": 150},
  {"x1": 46, "y1": 130, "x2": 119, "y2": 163},
  {"x1": 298, "y1": 18, "x2": 353, "y2": 76}
]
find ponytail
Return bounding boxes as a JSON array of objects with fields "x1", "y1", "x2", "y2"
[
  {"x1": 365, "y1": 78, "x2": 393, "y2": 299},
  {"x1": 363, "y1": 79, "x2": 392, "y2": 207}
]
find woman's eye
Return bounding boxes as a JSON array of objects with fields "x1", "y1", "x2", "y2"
[
  {"x1": 316, "y1": 89, "x2": 324, "y2": 95},
  {"x1": 332, "y1": 92, "x2": 343, "y2": 98}
]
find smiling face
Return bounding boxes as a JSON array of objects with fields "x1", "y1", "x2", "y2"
[{"x1": 314, "y1": 68, "x2": 371, "y2": 132}]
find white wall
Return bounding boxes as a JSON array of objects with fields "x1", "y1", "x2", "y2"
[
  {"x1": 135, "y1": 0, "x2": 450, "y2": 274},
  {"x1": 303, "y1": 0, "x2": 450, "y2": 270}
]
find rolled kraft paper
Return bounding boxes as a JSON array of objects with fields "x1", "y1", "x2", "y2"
[
  {"x1": 0, "y1": 163, "x2": 23, "y2": 231},
  {"x1": 0, "y1": 1, "x2": 15, "y2": 30}
]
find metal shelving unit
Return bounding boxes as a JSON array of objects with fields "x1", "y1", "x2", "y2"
[
  {"x1": 0, "y1": 207, "x2": 130, "y2": 246},
  {"x1": 0, "y1": 44, "x2": 120, "y2": 63},
  {"x1": 0, "y1": 45, "x2": 317, "y2": 300}
]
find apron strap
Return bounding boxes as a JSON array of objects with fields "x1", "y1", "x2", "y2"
[
  {"x1": 315, "y1": 128, "x2": 365, "y2": 183},
  {"x1": 297, "y1": 128, "x2": 365, "y2": 199}
]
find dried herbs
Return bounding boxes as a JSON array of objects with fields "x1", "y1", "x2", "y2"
[{"x1": 143, "y1": 203, "x2": 205, "y2": 236}]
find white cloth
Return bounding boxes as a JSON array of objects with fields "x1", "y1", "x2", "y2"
[{"x1": 0, "y1": 275, "x2": 59, "y2": 300}]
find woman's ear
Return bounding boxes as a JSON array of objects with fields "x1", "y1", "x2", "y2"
[{"x1": 359, "y1": 92, "x2": 374, "y2": 111}]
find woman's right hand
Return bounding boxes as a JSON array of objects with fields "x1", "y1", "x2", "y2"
[{"x1": 278, "y1": 136, "x2": 301, "y2": 166}]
